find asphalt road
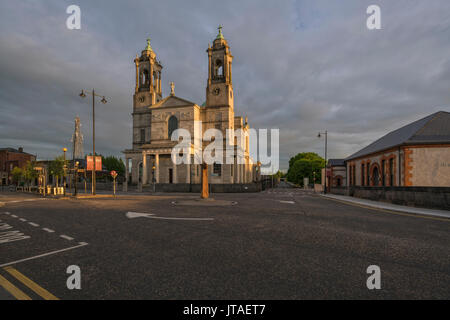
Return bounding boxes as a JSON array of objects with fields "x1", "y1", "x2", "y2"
[{"x1": 0, "y1": 187, "x2": 449, "y2": 300}]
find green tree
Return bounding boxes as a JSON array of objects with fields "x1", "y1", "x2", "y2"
[
  {"x1": 11, "y1": 167, "x2": 23, "y2": 186},
  {"x1": 102, "y1": 156, "x2": 125, "y2": 179},
  {"x1": 49, "y1": 156, "x2": 65, "y2": 187},
  {"x1": 23, "y1": 161, "x2": 38, "y2": 188},
  {"x1": 287, "y1": 152, "x2": 325, "y2": 186}
]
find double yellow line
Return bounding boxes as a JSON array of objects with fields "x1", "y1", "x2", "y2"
[{"x1": 0, "y1": 266, "x2": 58, "y2": 300}]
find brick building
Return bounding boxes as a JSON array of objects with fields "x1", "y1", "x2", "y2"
[
  {"x1": 345, "y1": 111, "x2": 450, "y2": 187},
  {"x1": 326, "y1": 159, "x2": 346, "y2": 190},
  {"x1": 0, "y1": 147, "x2": 36, "y2": 185}
]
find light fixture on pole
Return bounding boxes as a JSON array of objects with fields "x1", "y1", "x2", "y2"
[
  {"x1": 318, "y1": 131, "x2": 328, "y2": 194},
  {"x1": 79, "y1": 89, "x2": 108, "y2": 195},
  {"x1": 62, "y1": 147, "x2": 67, "y2": 196}
]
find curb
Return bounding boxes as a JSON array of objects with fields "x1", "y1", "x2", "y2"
[{"x1": 320, "y1": 194, "x2": 450, "y2": 219}]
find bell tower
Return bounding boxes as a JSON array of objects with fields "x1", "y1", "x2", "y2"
[
  {"x1": 206, "y1": 26, "x2": 234, "y2": 109},
  {"x1": 134, "y1": 38, "x2": 163, "y2": 109}
]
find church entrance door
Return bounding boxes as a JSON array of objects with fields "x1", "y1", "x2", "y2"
[{"x1": 169, "y1": 168, "x2": 173, "y2": 184}]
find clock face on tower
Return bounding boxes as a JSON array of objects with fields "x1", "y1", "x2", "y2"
[
  {"x1": 139, "y1": 96, "x2": 145, "y2": 103},
  {"x1": 213, "y1": 88, "x2": 220, "y2": 95}
]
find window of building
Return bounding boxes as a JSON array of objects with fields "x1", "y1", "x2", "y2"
[
  {"x1": 381, "y1": 160, "x2": 386, "y2": 186},
  {"x1": 140, "y1": 128, "x2": 145, "y2": 143},
  {"x1": 361, "y1": 164, "x2": 365, "y2": 186},
  {"x1": 215, "y1": 59, "x2": 223, "y2": 77},
  {"x1": 168, "y1": 116, "x2": 178, "y2": 139},
  {"x1": 389, "y1": 158, "x2": 394, "y2": 186},
  {"x1": 213, "y1": 163, "x2": 222, "y2": 176},
  {"x1": 366, "y1": 164, "x2": 370, "y2": 186}
]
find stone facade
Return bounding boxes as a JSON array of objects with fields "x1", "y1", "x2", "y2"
[{"x1": 123, "y1": 28, "x2": 257, "y2": 187}]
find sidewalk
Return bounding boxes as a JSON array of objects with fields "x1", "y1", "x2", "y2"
[{"x1": 320, "y1": 194, "x2": 450, "y2": 219}]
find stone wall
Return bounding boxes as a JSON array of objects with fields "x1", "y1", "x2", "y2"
[
  {"x1": 339, "y1": 186, "x2": 450, "y2": 210},
  {"x1": 142, "y1": 183, "x2": 262, "y2": 193}
]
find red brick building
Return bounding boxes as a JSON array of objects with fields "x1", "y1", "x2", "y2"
[{"x1": 0, "y1": 147, "x2": 36, "y2": 185}]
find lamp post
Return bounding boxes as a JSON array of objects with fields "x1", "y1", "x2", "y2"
[
  {"x1": 74, "y1": 161, "x2": 79, "y2": 197},
  {"x1": 79, "y1": 89, "x2": 108, "y2": 195},
  {"x1": 318, "y1": 131, "x2": 328, "y2": 194},
  {"x1": 63, "y1": 148, "x2": 67, "y2": 196},
  {"x1": 152, "y1": 163, "x2": 156, "y2": 193}
]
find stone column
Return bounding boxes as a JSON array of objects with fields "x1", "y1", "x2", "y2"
[
  {"x1": 173, "y1": 161, "x2": 177, "y2": 184},
  {"x1": 186, "y1": 163, "x2": 190, "y2": 184},
  {"x1": 142, "y1": 152, "x2": 148, "y2": 185},
  {"x1": 155, "y1": 154, "x2": 160, "y2": 183}
]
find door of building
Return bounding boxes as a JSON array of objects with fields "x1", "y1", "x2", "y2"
[{"x1": 169, "y1": 168, "x2": 173, "y2": 184}]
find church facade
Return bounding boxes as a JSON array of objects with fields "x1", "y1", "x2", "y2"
[{"x1": 123, "y1": 27, "x2": 257, "y2": 187}]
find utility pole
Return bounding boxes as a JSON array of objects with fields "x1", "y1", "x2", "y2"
[
  {"x1": 318, "y1": 131, "x2": 328, "y2": 194},
  {"x1": 79, "y1": 89, "x2": 107, "y2": 195}
]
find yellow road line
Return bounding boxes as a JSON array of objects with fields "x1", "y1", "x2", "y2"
[
  {"x1": 4, "y1": 267, "x2": 59, "y2": 300},
  {"x1": 324, "y1": 197, "x2": 450, "y2": 222},
  {"x1": 0, "y1": 273, "x2": 31, "y2": 300}
]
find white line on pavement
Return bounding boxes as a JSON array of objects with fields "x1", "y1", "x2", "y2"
[
  {"x1": 60, "y1": 235, "x2": 74, "y2": 241},
  {"x1": 19, "y1": 218, "x2": 27, "y2": 222},
  {"x1": 42, "y1": 228, "x2": 55, "y2": 233},
  {"x1": 0, "y1": 242, "x2": 89, "y2": 268},
  {"x1": 11, "y1": 215, "x2": 18, "y2": 218},
  {"x1": 28, "y1": 222, "x2": 39, "y2": 227}
]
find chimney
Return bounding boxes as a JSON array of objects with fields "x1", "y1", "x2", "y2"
[{"x1": 18, "y1": 147, "x2": 23, "y2": 153}]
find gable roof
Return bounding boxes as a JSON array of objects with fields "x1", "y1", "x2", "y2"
[
  {"x1": 328, "y1": 159, "x2": 345, "y2": 167},
  {"x1": 150, "y1": 95, "x2": 197, "y2": 109},
  {"x1": 346, "y1": 111, "x2": 450, "y2": 160}
]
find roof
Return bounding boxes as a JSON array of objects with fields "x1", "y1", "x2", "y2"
[
  {"x1": 328, "y1": 159, "x2": 345, "y2": 167},
  {"x1": 0, "y1": 147, "x2": 34, "y2": 156},
  {"x1": 150, "y1": 95, "x2": 198, "y2": 109},
  {"x1": 346, "y1": 111, "x2": 450, "y2": 160}
]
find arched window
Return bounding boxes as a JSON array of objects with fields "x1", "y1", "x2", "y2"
[
  {"x1": 168, "y1": 116, "x2": 178, "y2": 140},
  {"x1": 372, "y1": 166, "x2": 380, "y2": 186},
  {"x1": 215, "y1": 59, "x2": 223, "y2": 77},
  {"x1": 142, "y1": 69, "x2": 149, "y2": 85}
]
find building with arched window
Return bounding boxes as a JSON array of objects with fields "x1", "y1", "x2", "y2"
[
  {"x1": 345, "y1": 111, "x2": 450, "y2": 187},
  {"x1": 123, "y1": 27, "x2": 256, "y2": 188}
]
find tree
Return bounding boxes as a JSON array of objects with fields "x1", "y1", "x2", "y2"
[
  {"x1": 23, "y1": 161, "x2": 38, "y2": 188},
  {"x1": 49, "y1": 156, "x2": 65, "y2": 187},
  {"x1": 102, "y1": 156, "x2": 125, "y2": 179},
  {"x1": 287, "y1": 152, "x2": 325, "y2": 186},
  {"x1": 11, "y1": 167, "x2": 23, "y2": 186}
]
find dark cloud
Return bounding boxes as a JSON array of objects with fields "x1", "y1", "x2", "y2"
[{"x1": 0, "y1": 0, "x2": 449, "y2": 170}]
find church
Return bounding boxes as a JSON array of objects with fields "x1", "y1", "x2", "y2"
[{"x1": 123, "y1": 27, "x2": 257, "y2": 188}]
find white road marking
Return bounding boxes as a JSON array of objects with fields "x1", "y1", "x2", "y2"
[
  {"x1": 60, "y1": 235, "x2": 74, "y2": 241},
  {"x1": 28, "y1": 222, "x2": 39, "y2": 227},
  {"x1": 19, "y1": 218, "x2": 27, "y2": 222},
  {"x1": 126, "y1": 212, "x2": 154, "y2": 219},
  {"x1": 4, "y1": 212, "x2": 11, "y2": 215},
  {"x1": 0, "y1": 242, "x2": 89, "y2": 268},
  {"x1": 42, "y1": 228, "x2": 55, "y2": 233},
  {"x1": 146, "y1": 216, "x2": 214, "y2": 221},
  {"x1": 279, "y1": 200, "x2": 295, "y2": 204},
  {"x1": 11, "y1": 215, "x2": 18, "y2": 218},
  {"x1": 126, "y1": 211, "x2": 214, "y2": 221}
]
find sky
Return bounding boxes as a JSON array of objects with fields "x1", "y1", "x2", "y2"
[{"x1": 0, "y1": 0, "x2": 449, "y2": 171}]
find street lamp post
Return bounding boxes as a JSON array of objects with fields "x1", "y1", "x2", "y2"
[
  {"x1": 74, "y1": 161, "x2": 79, "y2": 197},
  {"x1": 152, "y1": 163, "x2": 156, "y2": 193},
  {"x1": 79, "y1": 89, "x2": 107, "y2": 195},
  {"x1": 318, "y1": 131, "x2": 328, "y2": 194},
  {"x1": 63, "y1": 148, "x2": 67, "y2": 196}
]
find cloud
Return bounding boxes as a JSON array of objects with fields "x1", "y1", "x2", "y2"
[{"x1": 0, "y1": 0, "x2": 449, "y2": 170}]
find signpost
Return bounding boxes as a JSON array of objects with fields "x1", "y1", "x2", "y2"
[{"x1": 111, "y1": 170, "x2": 118, "y2": 197}]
